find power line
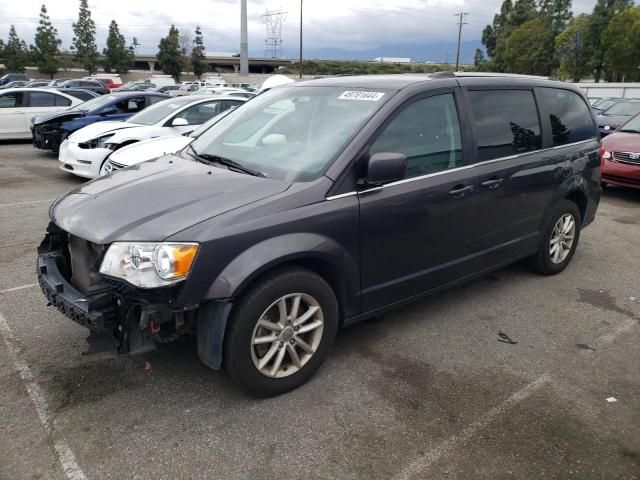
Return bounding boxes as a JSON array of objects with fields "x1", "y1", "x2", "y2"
[{"x1": 454, "y1": 12, "x2": 469, "y2": 71}]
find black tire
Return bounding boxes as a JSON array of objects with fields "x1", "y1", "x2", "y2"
[
  {"x1": 528, "y1": 199, "x2": 582, "y2": 275},
  {"x1": 223, "y1": 268, "x2": 339, "y2": 397}
]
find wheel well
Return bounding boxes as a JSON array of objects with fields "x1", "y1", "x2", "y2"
[
  {"x1": 565, "y1": 190, "x2": 587, "y2": 224},
  {"x1": 233, "y1": 258, "x2": 348, "y2": 324}
]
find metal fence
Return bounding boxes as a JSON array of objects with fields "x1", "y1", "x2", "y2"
[{"x1": 569, "y1": 82, "x2": 640, "y2": 100}]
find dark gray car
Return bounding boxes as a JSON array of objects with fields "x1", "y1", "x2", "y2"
[
  {"x1": 596, "y1": 99, "x2": 640, "y2": 136},
  {"x1": 36, "y1": 73, "x2": 601, "y2": 396}
]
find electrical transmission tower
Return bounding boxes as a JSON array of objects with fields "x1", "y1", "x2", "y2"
[{"x1": 262, "y1": 9, "x2": 287, "y2": 58}]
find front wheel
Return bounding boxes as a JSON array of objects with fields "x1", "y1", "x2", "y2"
[
  {"x1": 223, "y1": 268, "x2": 338, "y2": 397},
  {"x1": 528, "y1": 200, "x2": 582, "y2": 275}
]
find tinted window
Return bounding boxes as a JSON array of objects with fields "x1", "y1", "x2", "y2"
[
  {"x1": 114, "y1": 97, "x2": 146, "y2": 114},
  {"x1": 27, "y1": 92, "x2": 56, "y2": 107},
  {"x1": 0, "y1": 92, "x2": 21, "y2": 108},
  {"x1": 470, "y1": 90, "x2": 541, "y2": 161},
  {"x1": 175, "y1": 101, "x2": 222, "y2": 125},
  {"x1": 64, "y1": 90, "x2": 95, "y2": 102},
  {"x1": 147, "y1": 95, "x2": 167, "y2": 106},
  {"x1": 605, "y1": 101, "x2": 640, "y2": 116},
  {"x1": 54, "y1": 94, "x2": 72, "y2": 107},
  {"x1": 371, "y1": 93, "x2": 463, "y2": 177},
  {"x1": 539, "y1": 88, "x2": 596, "y2": 146},
  {"x1": 81, "y1": 81, "x2": 99, "y2": 88}
]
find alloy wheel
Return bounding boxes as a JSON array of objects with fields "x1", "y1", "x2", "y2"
[
  {"x1": 549, "y1": 213, "x2": 576, "y2": 264},
  {"x1": 250, "y1": 293, "x2": 324, "y2": 378}
]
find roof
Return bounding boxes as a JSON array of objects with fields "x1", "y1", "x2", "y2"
[
  {"x1": 293, "y1": 72, "x2": 571, "y2": 91},
  {"x1": 160, "y1": 94, "x2": 245, "y2": 106}
]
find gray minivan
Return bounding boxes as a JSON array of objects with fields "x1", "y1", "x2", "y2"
[{"x1": 37, "y1": 73, "x2": 601, "y2": 396}]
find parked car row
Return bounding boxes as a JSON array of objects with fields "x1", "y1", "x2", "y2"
[{"x1": 591, "y1": 97, "x2": 640, "y2": 136}]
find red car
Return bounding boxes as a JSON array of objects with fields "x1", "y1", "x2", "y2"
[{"x1": 601, "y1": 112, "x2": 640, "y2": 189}]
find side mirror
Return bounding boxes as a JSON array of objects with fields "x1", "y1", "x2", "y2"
[
  {"x1": 171, "y1": 117, "x2": 189, "y2": 127},
  {"x1": 100, "y1": 106, "x2": 118, "y2": 116},
  {"x1": 366, "y1": 152, "x2": 407, "y2": 185}
]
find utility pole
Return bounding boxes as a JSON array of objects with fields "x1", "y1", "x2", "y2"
[
  {"x1": 240, "y1": 0, "x2": 249, "y2": 76},
  {"x1": 454, "y1": 12, "x2": 469, "y2": 72},
  {"x1": 299, "y1": 0, "x2": 303, "y2": 79}
]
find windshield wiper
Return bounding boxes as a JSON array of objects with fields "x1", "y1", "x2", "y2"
[{"x1": 187, "y1": 146, "x2": 265, "y2": 177}]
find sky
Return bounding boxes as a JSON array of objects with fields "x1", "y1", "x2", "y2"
[{"x1": 0, "y1": 0, "x2": 600, "y2": 58}]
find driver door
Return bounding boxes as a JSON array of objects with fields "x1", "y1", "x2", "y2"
[{"x1": 358, "y1": 90, "x2": 487, "y2": 311}]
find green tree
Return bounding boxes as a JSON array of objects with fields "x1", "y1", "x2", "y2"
[
  {"x1": 157, "y1": 25, "x2": 182, "y2": 81},
  {"x1": 4, "y1": 25, "x2": 29, "y2": 72},
  {"x1": 602, "y1": 7, "x2": 640, "y2": 81},
  {"x1": 103, "y1": 20, "x2": 133, "y2": 74},
  {"x1": 588, "y1": 0, "x2": 632, "y2": 82},
  {"x1": 31, "y1": 4, "x2": 61, "y2": 78},
  {"x1": 501, "y1": 17, "x2": 556, "y2": 75},
  {"x1": 191, "y1": 25, "x2": 206, "y2": 78},
  {"x1": 72, "y1": 0, "x2": 98, "y2": 74},
  {"x1": 555, "y1": 14, "x2": 593, "y2": 81}
]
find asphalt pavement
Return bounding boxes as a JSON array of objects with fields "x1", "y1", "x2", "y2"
[{"x1": 0, "y1": 142, "x2": 638, "y2": 480}]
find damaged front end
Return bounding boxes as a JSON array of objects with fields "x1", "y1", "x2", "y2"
[{"x1": 37, "y1": 223, "x2": 198, "y2": 356}]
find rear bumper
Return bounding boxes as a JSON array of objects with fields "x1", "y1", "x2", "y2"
[{"x1": 37, "y1": 253, "x2": 117, "y2": 333}]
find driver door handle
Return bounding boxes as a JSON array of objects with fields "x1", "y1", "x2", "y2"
[
  {"x1": 480, "y1": 178, "x2": 503, "y2": 190},
  {"x1": 448, "y1": 185, "x2": 474, "y2": 198}
]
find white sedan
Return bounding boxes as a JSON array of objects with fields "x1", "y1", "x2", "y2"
[
  {"x1": 99, "y1": 107, "x2": 240, "y2": 175},
  {"x1": 59, "y1": 95, "x2": 245, "y2": 179},
  {"x1": 0, "y1": 88, "x2": 82, "y2": 139}
]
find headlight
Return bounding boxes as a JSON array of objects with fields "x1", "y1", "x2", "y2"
[
  {"x1": 79, "y1": 133, "x2": 115, "y2": 149},
  {"x1": 602, "y1": 150, "x2": 612, "y2": 160},
  {"x1": 99, "y1": 242, "x2": 199, "y2": 288}
]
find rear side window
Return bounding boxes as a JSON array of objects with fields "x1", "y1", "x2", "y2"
[
  {"x1": 147, "y1": 95, "x2": 168, "y2": 106},
  {"x1": 539, "y1": 88, "x2": 596, "y2": 146},
  {"x1": 370, "y1": 93, "x2": 463, "y2": 178},
  {"x1": 64, "y1": 90, "x2": 94, "y2": 102},
  {"x1": 27, "y1": 92, "x2": 56, "y2": 107},
  {"x1": 469, "y1": 90, "x2": 541, "y2": 161},
  {"x1": 54, "y1": 94, "x2": 72, "y2": 106}
]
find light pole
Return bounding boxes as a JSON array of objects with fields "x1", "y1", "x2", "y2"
[
  {"x1": 454, "y1": 12, "x2": 468, "y2": 72},
  {"x1": 299, "y1": 0, "x2": 303, "y2": 79},
  {"x1": 240, "y1": 0, "x2": 249, "y2": 76}
]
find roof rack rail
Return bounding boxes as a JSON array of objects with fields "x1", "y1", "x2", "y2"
[{"x1": 428, "y1": 71, "x2": 456, "y2": 78}]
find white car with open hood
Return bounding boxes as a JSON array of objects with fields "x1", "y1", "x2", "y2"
[{"x1": 59, "y1": 95, "x2": 246, "y2": 179}]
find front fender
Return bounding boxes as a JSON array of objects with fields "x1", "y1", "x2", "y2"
[{"x1": 204, "y1": 232, "x2": 359, "y2": 304}]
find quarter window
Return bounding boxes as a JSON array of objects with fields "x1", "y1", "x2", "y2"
[
  {"x1": 539, "y1": 88, "x2": 598, "y2": 146},
  {"x1": 370, "y1": 93, "x2": 463, "y2": 178},
  {"x1": 469, "y1": 90, "x2": 542, "y2": 161},
  {"x1": 54, "y1": 94, "x2": 72, "y2": 106}
]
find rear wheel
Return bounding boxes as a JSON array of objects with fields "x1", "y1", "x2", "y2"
[
  {"x1": 223, "y1": 268, "x2": 338, "y2": 397},
  {"x1": 528, "y1": 200, "x2": 581, "y2": 275}
]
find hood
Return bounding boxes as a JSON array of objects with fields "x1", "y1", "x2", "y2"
[
  {"x1": 50, "y1": 154, "x2": 291, "y2": 244},
  {"x1": 106, "y1": 125, "x2": 162, "y2": 145},
  {"x1": 602, "y1": 131, "x2": 640, "y2": 152},
  {"x1": 68, "y1": 121, "x2": 137, "y2": 143},
  {"x1": 597, "y1": 114, "x2": 631, "y2": 129},
  {"x1": 33, "y1": 109, "x2": 85, "y2": 126},
  {"x1": 109, "y1": 135, "x2": 193, "y2": 166}
]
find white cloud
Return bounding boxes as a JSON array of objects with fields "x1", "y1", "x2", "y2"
[{"x1": 0, "y1": 0, "x2": 598, "y2": 55}]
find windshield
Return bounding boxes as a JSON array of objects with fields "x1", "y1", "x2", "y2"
[
  {"x1": 619, "y1": 113, "x2": 640, "y2": 132},
  {"x1": 595, "y1": 99, "x2": 619, "y2": 111},
  {"x1": 127, "y1": 99, "x2": 183, "y2": 125},
  {"x1": 76, "y1": 95, "x2": 118, "y2": 112},
  {"x1": 605, "y1": 102, "x2": 640, "y2": 116},
  {"x1": 189, "y1": 85, "x2": 393, "y2": 181}
]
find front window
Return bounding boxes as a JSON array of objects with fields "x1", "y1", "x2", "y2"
[
  {"x1": 77, "y1": 95, "x2": 118, "y2": 113},
  {"x1": 605, "y1": 102, "x2": 640, "y2": 116},
  {"x1": 189, "y1": 86, "x2": 394, "y2": 181}
]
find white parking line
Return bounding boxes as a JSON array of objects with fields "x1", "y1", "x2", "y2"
[
  {"x1": 0, "y1": 283, "x2": 37, "y2": 294},
  {"x1": 0, "y1": 312, "x2": 87, "y2": 480},
  {"x1": 394, "y1": 373, "x2": 552, "y2": 480},
  {"x1": 0, "y1": 199, "x2": 54, "y2": 208}
]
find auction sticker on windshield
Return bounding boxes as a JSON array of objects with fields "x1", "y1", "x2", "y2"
[{"x1": 338, "y1": 91, "x2": 385, "y2": 101}]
